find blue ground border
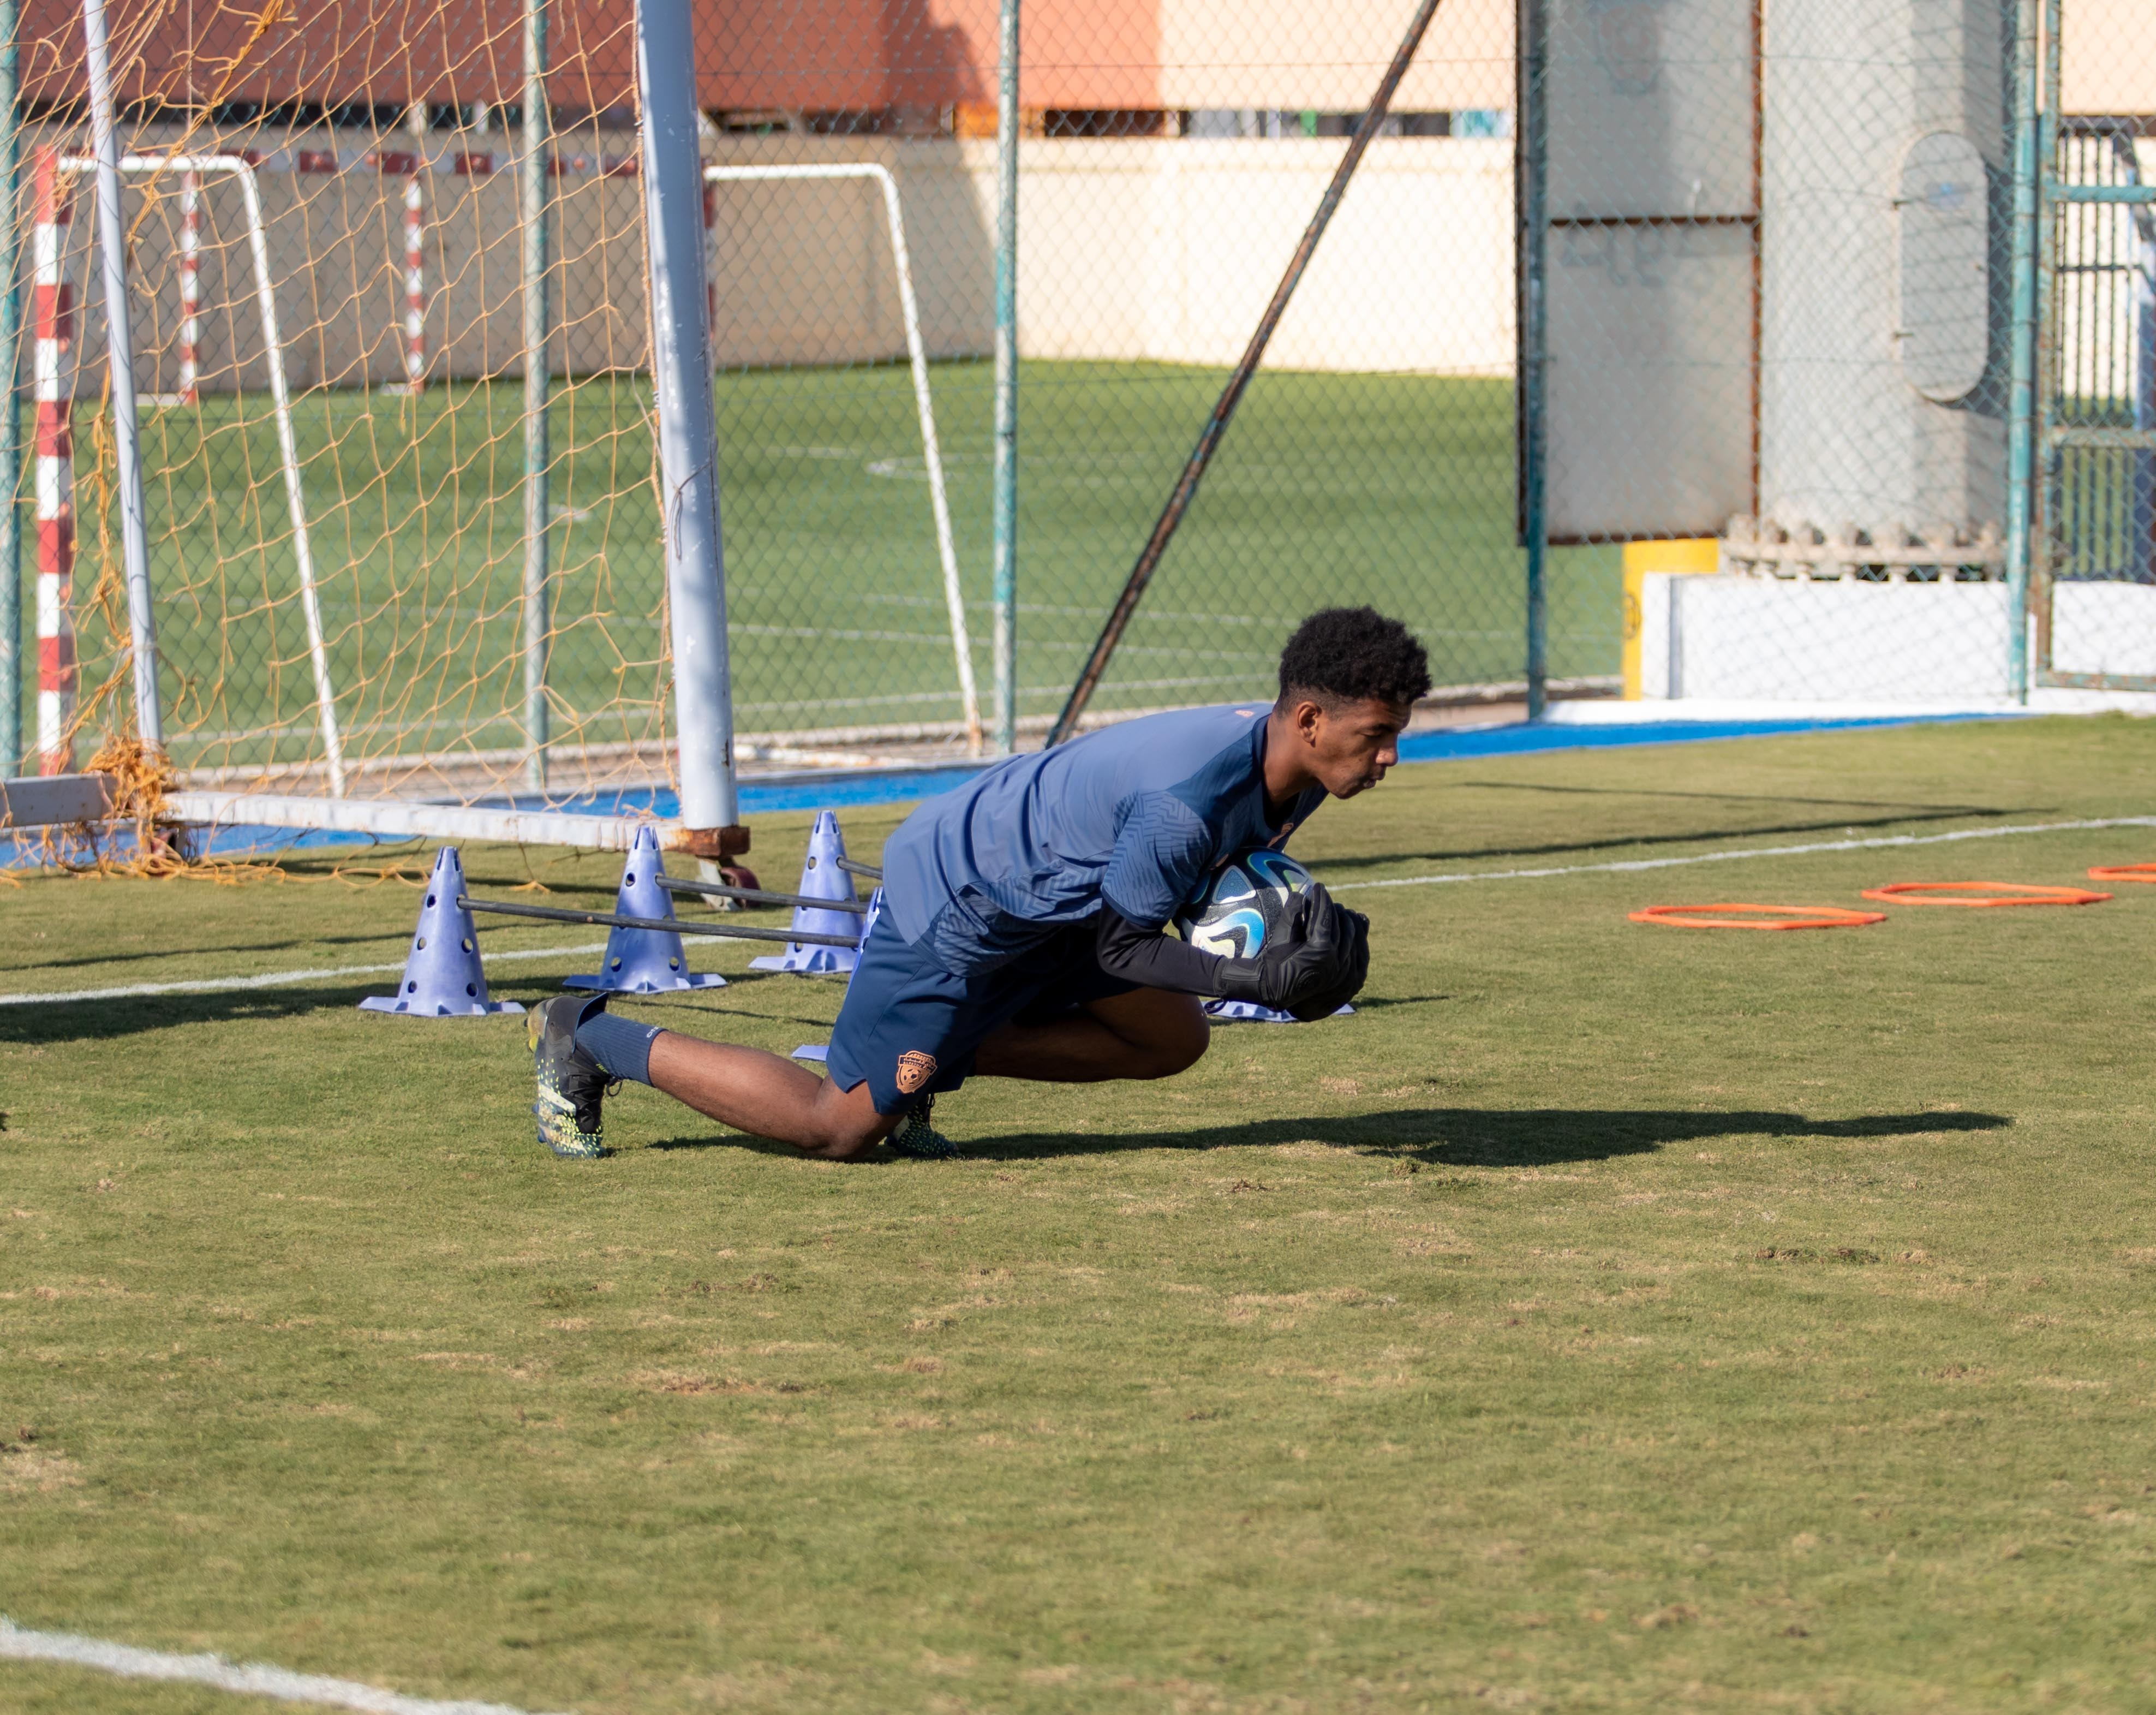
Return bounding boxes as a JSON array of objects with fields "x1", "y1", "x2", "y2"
[{"x1": 3, "y1": 711, "x2": 2018, "y2": 865}]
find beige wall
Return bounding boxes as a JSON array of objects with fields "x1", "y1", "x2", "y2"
[
  {"x1": 2063, "y1": 0, "x2": 2156, "y2": 113},
  {"x1": 1157, "y1": 0, "x2": 1514, "y2": 112},
  {"x1": 43, "y1": 127, "x2": 1517, "y2": 393}
]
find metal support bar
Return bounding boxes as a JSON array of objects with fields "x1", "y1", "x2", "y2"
[
  {"x1": 0, "y1": 0, "x2": 18, "y2": 779},
  {"x1": 637, "y1": 0, "x2": 737, "y2": 835},
  {"x1": 1043, "y1": 0, "x2": 1450, "y2": 747},
  {"x1": 835, "y1": 855, "x2": 882, "y2": 880},
  {"x1": 459, "y1": 894, "x2": 861, "y2": 948},
  {"x1": 2041, "y1": 426, "x2": 2156, "y2": 450},
  {"x1": 2004, "y1": 0, "x2": 2041, "y2": 704},
  {"x1": 79, "y1": 0, "x2": 159, "y2": 749},
  {"x1": 2045, "y1": 182, "x2": 2156, "y2": 203},
  {"x1": 658, "y1": 872, "x2": 869, "y2": 913},
  {"x1": 521, "y1": 0, "x2": 551, "y2": 790},
  {"x1": 1518, "y1": 0, "x2": 1550, "y2": 720},
  {"x1": 991, "y1": 0, "x2": 1021, "y2": 754}
]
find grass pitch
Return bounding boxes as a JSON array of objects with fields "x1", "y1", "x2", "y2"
[
  {"x1": 5, "y1": 716, "x2": 2156, "y2": 1712},
  {"x1": 43, "y1": 364, "x2": 1614, "y2": 770}
]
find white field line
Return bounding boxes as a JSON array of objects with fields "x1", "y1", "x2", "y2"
[
  {"x1": 1322, "y1": 817, "x2": 2156, "y2": 893},
  {"x1": 0, "y1": 1616, "x2": 565, "y2": 1715},
  {"x1": 0, "y1": 942, "x2": 608, "y2": 1009}
]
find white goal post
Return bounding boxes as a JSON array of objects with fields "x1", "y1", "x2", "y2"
[
  {"x1": 62, "y1": 152, "x2": 347, "y2": 795},
  {"x1": 705, "y1": 162, "x2": 982, "y2": 756}
]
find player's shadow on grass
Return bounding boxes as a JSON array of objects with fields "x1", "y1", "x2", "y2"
[{"x1": 970, "y1": 1107, "x2": 2010, "y2": 1165}]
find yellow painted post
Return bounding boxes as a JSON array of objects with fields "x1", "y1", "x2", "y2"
[{"x1": 1621, "y1": 539, "x2": 1721, "y2": 698}]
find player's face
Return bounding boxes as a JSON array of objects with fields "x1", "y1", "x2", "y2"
[{"x1": 1301, "y1": 696, "x2": 1413, "y2": 797}]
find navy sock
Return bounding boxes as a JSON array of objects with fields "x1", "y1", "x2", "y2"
[{"x1": 575, "y1": 1010, "x2": 664, "y2": 1086}]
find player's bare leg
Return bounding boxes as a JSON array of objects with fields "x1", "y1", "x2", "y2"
[
  {"x1": 647, "y1": 1035, "x2": 894, "y2": 1159},
  {"x1": 974, "y1": 987, "x2": 1209, "y2": 1083},
  {"x1": 626, "y1": 988, "x2": 1205, "y2": 1161}
]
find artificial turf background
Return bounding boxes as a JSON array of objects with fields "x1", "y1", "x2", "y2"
[
  {"x1": 4, "y1": 716, "x2": 2155, "y2": 1712},
  {"x1": 29, "y1": 365, "x2": 1615, "y2": 773}
]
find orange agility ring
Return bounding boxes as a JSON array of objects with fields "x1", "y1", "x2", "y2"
[
  {"x1": 2089, "y1": 864, "x2": 2156, "y2": 884},
  {"x1": 1860, "y1": 881, "x2": 2111, "y2": 907},
  {"x1": 1629, "y1": 903, "x2": 1887, "y2": 931}
]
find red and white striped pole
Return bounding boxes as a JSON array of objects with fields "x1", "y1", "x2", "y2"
[
  {"x1": 402, "y1": 167, "x2": 427, "y2": 387},
  {"x1": 30, "y1": 146, "x2": 76, "y2": 776},
  {"x1": 175, "y1": 168, "x2": 200, "y2": 403}
]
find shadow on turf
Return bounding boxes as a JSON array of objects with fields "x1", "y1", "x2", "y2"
[{"x1": 961, "y1": 1106, "x2": 2011, "y2": 1165}]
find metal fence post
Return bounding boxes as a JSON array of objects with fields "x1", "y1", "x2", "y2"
[
  {"x1": 81, "y1": 0, "x2": 160, "y2": 749},
  {"x1": 636, "y1": 0, "x2": 737, "y2": 838},
  {"x1": 991, "y1": 0, "x2": 1020, "y2": 754},
  {"x1": 522, "y1": 0, "x2": 551, "y2": 790},
  {"x1": 1518, "y1": 0, "x2": 1549, "y2": 720},
  {"x1": 0, "y1": 0, "x2": 18, "y2": 778},
  {"x1": 2003, "y1": 0, "x2": 2040, "y2": 704}
]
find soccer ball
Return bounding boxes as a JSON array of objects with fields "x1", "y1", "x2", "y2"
[{"x1": 1175, "y1": 848, "x2": 1315, "y2": 958}]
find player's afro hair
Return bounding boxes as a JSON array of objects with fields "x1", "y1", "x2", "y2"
[{"x1": 1276, "y1": 606, "x2": 1432, "y2": 709}]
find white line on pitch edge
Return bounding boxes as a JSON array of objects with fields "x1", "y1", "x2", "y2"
[
  {"x1": 0, "y1": 1616, "x2": 565, "y2": 1715},
  {"x1": 0, "y1": 942, "x2": 609, "y2": 1009},
  {"x1": 1324, "y1": 816, "x2": 2156, "y2": 894}
]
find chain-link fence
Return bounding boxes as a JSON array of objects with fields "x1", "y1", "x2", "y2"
[{"x1": 6, "y1": 0, "x2": 2153, "y2": 814}]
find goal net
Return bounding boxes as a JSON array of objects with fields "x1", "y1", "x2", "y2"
[{"x1": 25, "y1": 2, "x2": 985, "y2": 845}]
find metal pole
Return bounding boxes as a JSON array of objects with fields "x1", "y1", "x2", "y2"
[
  {"x1": 1519, "y1": 0, "x2": 1549, "y2": 721},
  {"x1": 990, "y1": 0, "x2": 1020, "y2": 754},
  {"x1": 636, "y1": 0, "x2": 736, "y2": 835},
  {"x1": 522, "y1": 0, "x2": 551, "y2": 790},
  {"x1": 0, "y1": 0, "x2": 18, "y2": 778},
  {"x1": 2003, "y1": 0, "x2": 2040, "y2": 703},
  {"x1": 1044, "y1": 0, "x2": 1448, "y2": 747},
  {"x1": 80, "y1": 0, "x2": 160, "y2": 749}
]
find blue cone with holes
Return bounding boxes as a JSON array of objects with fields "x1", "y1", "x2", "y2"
[
  {"x1": 562, "y1": 824, "x2": 727, "y2": 995},
  {"x1": 359, "y1": 846, "x2": 524, "y2": 1016},
  {"x1": 751, "y1": 809, "x2": 863, "y2": 974}
]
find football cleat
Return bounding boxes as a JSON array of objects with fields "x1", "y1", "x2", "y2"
[
  {"x1": 529, "y1": 993, "x2": 616, "y2": 1159},
  {"x1": 886, "y1": 1093, "x2": 958, "y2": 1160}
]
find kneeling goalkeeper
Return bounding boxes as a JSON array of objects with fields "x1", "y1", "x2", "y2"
[{"x1": 528, "y1": 606, "x2": 1430, "y2": 1159}]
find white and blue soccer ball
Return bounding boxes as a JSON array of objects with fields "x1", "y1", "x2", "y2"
[{"x1": 1174, "y1": 848, "x2": 1315, "y2": 958}]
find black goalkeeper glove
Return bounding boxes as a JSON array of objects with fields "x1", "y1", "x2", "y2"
[{"x1": 1216, "y1": 882, "x2": 1370, "y2": 1021}]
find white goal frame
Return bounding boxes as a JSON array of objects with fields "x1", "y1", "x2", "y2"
[
  {"x1": 63, "y1": 152, "x2": 347, "y2": 794},
  {"x1": 705, "y1": 162, "x2": 982, "y2": 755}
]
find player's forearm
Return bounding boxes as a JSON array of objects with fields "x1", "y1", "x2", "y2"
[{"x1": 1092, "y1": 907, "x2": 1230, "y2": 996}]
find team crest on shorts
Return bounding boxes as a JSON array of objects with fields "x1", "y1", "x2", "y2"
[{"x1": 895, "y1": 1050, "x2": 938, "y2": 1094}]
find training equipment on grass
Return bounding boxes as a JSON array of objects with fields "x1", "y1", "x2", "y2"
[
  {"x1": 1176, "y1": 849, "x2": 1317, "y2": 958},
  {"x1": 561, "y1": 826, "x2": 728, "y2": 994},
  {"x1": 1859, "y1": 882, "x2": 2111, "y2": 908},
  {"x1": 359, "y1": 847, "x2": 523, "y2": 1017},
  {"x1": 751, "y1": 812, "x2": 867, "y2": 975},
  {"x1": 1204, "y1": 997, "x2": 1354, "y2": 1024},
  {"x1": 2088, "y1": 864, "x2": 2156, "y2": 883},
  {"x1": 1628, "y1": 903, "x2": 1887, "y2": 931}
]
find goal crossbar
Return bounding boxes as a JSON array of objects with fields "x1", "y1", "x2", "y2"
[
  {"x1": 61, "y1": 152, "x2": 347, "y2": 795},
  {"x1": 706, "y1": 162, "x2": 982, "y2": 755}
]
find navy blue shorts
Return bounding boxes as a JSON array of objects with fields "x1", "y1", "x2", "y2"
[{"x1": 825, "y1": 912, "x2": 1138, "y2": 1114}]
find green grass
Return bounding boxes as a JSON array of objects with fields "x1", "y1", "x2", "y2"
[
  {"x1": 41, "y1": 364, "x2": 1614, "y2": 769},
  {"x1": 10, "y1": 716, "x2": 2155, "y2": 1712}
]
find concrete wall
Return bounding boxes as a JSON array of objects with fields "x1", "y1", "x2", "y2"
[
  {"x1": 1637, "y1": 571, "x2": 2156, "y2": 700},
  {"x1": 40, "y1": 126, "x2": 1516, "y2": 394}
]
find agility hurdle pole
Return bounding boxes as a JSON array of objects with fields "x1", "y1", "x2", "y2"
[
  {"x1": 658, "y1": 873, "x2": 871, "y2": 914},
  {"x1": 460, "y1": 894, "x2": 861, "y2": 948}
]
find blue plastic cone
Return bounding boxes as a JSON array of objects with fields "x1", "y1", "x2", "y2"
[
  {"x1": 751, "y1": 809, "x2": 863, "y2": 974},
  {"x1": 789, "y1": 884, "x2": 883, "y2": 1061},
  {"x1": 359, "y1": 847, "x2": 524, "y2": 1017},
  {"x1": 563, "y1": 825, "x2": 726, "y2": 995}
]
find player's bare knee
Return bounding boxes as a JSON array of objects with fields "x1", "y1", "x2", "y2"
[{"x1": 1138, "y1": 1016, "x2": 1210, "y2": 1079}]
